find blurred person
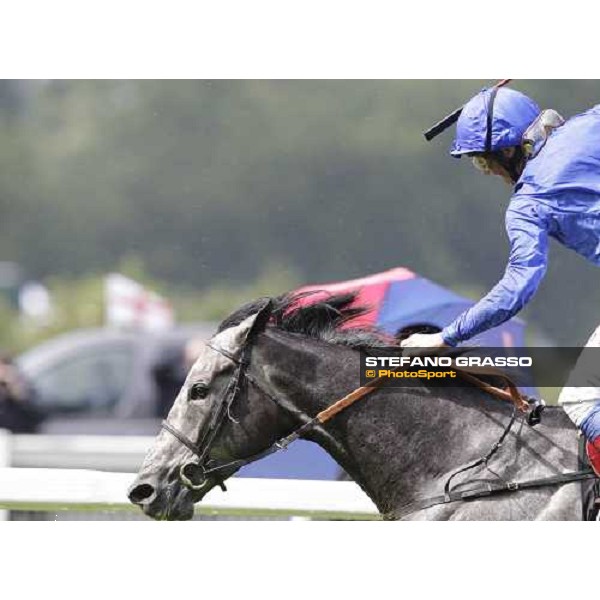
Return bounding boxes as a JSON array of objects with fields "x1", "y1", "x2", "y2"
[
  {"x1": 400, "y1": 86, "x2": 600, "y2": 474},
  {"x1": 152, "y1": 336, "x2": 209, "y2": 417},
  {"x1": 152, "y1": 343, "x2": 188, "y2": 419},
  {"x1": 0, "y1": 353, "x2": 44, "y2": 433}
]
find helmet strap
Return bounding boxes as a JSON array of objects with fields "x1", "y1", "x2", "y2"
[
  {"x1": 484, "y1": 88, "x2": 499, "y2": 153},
  {"x1": 485, "y1": 87, "x2": 524, "y2": 183}
]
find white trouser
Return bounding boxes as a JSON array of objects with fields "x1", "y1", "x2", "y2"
[{"x1": 558, "y1": 324, "x2": 600, "y2": 427}]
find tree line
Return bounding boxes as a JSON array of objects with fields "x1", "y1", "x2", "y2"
[{"x1": 1, "y1": 80, "x2": 599, "y2": 346}]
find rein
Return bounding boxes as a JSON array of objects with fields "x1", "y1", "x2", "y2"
[
  {"x1": 161, "y1": 340, "x2": 388, "y2": 491},
  {"x1": 161, "y1": 319, "x2": 595, "y2": 516}
]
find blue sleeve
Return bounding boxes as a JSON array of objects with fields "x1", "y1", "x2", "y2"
[{"x1": 441, "y1": 200, "x2": 548, "y2": 346}]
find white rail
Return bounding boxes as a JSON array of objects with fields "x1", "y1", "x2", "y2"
[
  {"x1": 0, "y1": 468, "x2": 379, "y2": 519},
  {"x1": 10, "y1": 433, "x2": 151, "y2": 471},
  {"x1": 0, "y1": 430, "x2": 379, "y2": 519},
  {"x1": 0, "y1": 430, "x2": 9, "y2": 520}
]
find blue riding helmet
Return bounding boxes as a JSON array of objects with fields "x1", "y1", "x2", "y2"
[{"x1": 450, "y1": 88, "x2": 540, "y2": 157}]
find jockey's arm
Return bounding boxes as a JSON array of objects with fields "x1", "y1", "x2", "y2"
[{"x1": 439, "y1": 200, "x2": 549, "y2": 347}]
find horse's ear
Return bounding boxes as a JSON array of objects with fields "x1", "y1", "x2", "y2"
[
  {"x1": 216, "y1": 298, "x2": 274, "y2": 355},
  {"x1": 245, "y1": 297, "x2": 274, "y2": 340}
]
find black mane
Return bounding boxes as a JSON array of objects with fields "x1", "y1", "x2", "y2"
[
  {"x1": 217, "y1": 291, "x2": 394, "y2": 349},
  {"x1": 217, "y1": 292, "x2": 521, "y2": 399}
]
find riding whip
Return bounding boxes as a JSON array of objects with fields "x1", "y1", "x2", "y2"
[{"x1": 423, "y1": 79, "x2": 512, "y2": 141}]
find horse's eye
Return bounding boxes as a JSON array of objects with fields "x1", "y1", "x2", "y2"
[{"x1": 189, "y1": 382, "x2": 209, "y2": 401}]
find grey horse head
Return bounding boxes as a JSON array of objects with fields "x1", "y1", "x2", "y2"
[{"x1": 128, "y1": 299, "x2": 286, "y2": 520}]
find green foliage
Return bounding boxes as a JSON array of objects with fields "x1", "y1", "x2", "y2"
[
  {"x1": 174, "y1": 260, "x2": 300, "y2": 322},
  {"x1": 0, "y1": 260, "x2": 300, "y2": 355},
  {"x1": 0, "y1": 275, "x2": 105, "y2": 355},
  {"x1": 1, "y1": 80, "x2": 600, "y2": 347},
  {"x1": 0, "y1": 296, "x2": 22, "y2": 352}
]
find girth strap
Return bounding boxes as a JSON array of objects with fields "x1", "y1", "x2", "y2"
[{"x1": 386, "y1": 469, "x2": 596, "y2": 520}]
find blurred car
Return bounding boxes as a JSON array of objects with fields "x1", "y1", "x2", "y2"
[
  {"x1": 14, "y1": 326, "x2": 344, "y2": 480},
  {"x1": 15, "y1": 325, "x2": 216, "y2": 435}
]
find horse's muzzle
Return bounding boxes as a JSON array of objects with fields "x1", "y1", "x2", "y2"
[{"x1": 128, "y1": 475, "x2": 195, "y2": 521}]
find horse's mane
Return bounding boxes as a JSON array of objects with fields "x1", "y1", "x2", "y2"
[
  {"x1": 217, "y1": 292, "x2": 528, "y2": 401},
  {"x1": 217, "y1": 291, "x2": 393, "y2": 349}
]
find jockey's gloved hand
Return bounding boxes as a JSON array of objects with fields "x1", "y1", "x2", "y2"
[{"x1": 400, "y1": 332, "x2": 448, "y2": 350}]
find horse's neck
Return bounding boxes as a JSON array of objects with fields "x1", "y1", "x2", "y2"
[{"x1": 257, "y1": 330, "x2": 523, "y2": 513}]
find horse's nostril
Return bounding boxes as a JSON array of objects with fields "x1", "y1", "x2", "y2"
[{"x1": 128, "y1": 483, "x2": 156, "y2": 505}]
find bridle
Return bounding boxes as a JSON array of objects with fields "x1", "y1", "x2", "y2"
[
  {"x1": 161, "y1": 299, "x2": 596, "y2": 517},
  {"x1": 162, "y1": 336, "x2": 309, "y2": 492},
  {"x1": 161, "y1": 299, "x2": 291, "y2": 492},
  {"x1": 160, "y1": 298, "x2": 392, "y2": 493}
]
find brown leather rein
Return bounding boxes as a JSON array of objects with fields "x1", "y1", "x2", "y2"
[
  {"x1": 163, "y1": 339, "x2": 532, "y2": 493},
  {"x1": 315, "y1": 361, "x2": 530, "y2": 428}
]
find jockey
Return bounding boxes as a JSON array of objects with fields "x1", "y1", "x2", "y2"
[{"x1": 400, "y1": 86, "x2": 600, "y2": 475}]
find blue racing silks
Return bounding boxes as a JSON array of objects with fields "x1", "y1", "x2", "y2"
[{"x1": 442, "y1": 105, "x2": 600, "y2": 346}]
